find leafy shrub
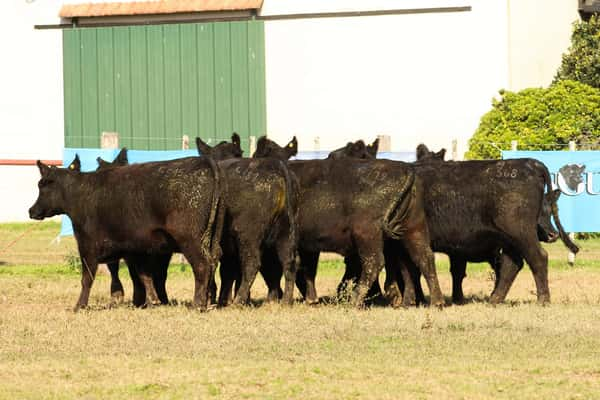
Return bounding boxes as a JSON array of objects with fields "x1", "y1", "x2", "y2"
[
  {"x1": 466, "y1": 80, "x2": 600, "y2": 159},
  {"x1": 555, "y1": 15, "x2": 600, "y2": 89}
]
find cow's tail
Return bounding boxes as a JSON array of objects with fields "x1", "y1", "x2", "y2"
[
  {"x1": 279, "y1": 160, "x2": 298, "y2": 249},
  {"x1": 537, "y1": 160, "x2": 579, "y2": 254},
  {"x1": 383, "y1": 168, "x2": 416, "y2": 240},
  {"x1": 201, "y1": 156, "x2": 224, "y2": 264},
  {"x1": 551, "y1": 199, "x2": 580, "y2": 254}
]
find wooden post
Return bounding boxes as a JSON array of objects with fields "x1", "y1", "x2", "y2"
[
  {"x1": 451, "y1": 139, "x2": 458, "y2": 161},
  {"x1": 249, "y1": 136, "x2": 256, "y2": 156},
  {"x1": 182, "y1": 135, "x2": 190, "y2": 150},
  {"x1": 101, "y1": 132, "x2": 119, "y2": 149},
  {"x1": 314, "y1": 136, "x2": 320, "y2": 153},
  {"x1": 510, "y1": 140, "x2": 518, "y2": 151},
  {"x1": 376, "y1": 134, "x2": 391, "y2": 151},
  {"x1": 568, "y1": 140, "x2": 577, "y2": 266}
]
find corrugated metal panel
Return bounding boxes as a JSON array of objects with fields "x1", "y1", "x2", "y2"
[{"x1": 63, "y1": 21, "x2": 266, "y2": 153}]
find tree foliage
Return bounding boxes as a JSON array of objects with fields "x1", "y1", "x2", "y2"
[
  {"x1": 555, "y1": 15, "x2": 600, "y2": 89},
  {"x1": 466, "y1": 80, "x2": 600, "y2": 159}
]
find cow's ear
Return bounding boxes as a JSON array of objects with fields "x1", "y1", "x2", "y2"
[
  {"x1": 436, "y1": 149, "x2": 446, "y2": 160},
  {"x1": 287, "y1": 136, "x2": 298, "y2": 157},
  {"x1": 367, "y1": 138, "x2": 379, "y2": 156},
  {"x1": 231, "y1": 132, "x2": 241, "y2": 147},
  {"x1": 196, "y1": 137, "x2": 213, "y2": 156},
  {"x1": 68, "y1": 155, "x2": 81, "y2": 172},
  {"x1": 416, "y1": 144, "x2": 430, "y2": 160},
  {"x1": 115, "y1": 148, "x2": 128, "y2": 165},
  {"x1": 37, "y1": 160, "x2": 51, "y2": 176},
  {"x1": 96, "y1": 157, "x2": 110, "y2": 168}
]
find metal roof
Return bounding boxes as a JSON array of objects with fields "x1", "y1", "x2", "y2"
[{"x1": 59, "y1": 0, "x2": 264, "y2": 18}]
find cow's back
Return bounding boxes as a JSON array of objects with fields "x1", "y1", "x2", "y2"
[{"x1": 416, "y1": 158, "x2": 546, "y2": 258}]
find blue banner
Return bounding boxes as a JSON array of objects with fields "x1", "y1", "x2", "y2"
[{"x1": 502, "y1": 151, "x2": 600, "y2": 232}]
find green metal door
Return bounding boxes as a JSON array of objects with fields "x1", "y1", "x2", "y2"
[{"x1": 62, "y1": 21, "x2": 266, "y2": 153}]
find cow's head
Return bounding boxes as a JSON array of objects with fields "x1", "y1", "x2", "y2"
[
  {"x1": 558, "y1": 164, "x2": 585, "y2": 191},
  {"x1": 328, "y1": 139, "x2": 377, "y2": 160},
  {"x1": 196, "y1": 133, "x2": 243, "y2": 160},
  {"x1": 537, "y1": 189, "x2": 560, "y2": 243},
  {"x1": 416, "y1": 144, "x2": 446, "y2": 162},
  {"x1": 366, "y1": 138, "x2": 379, "y2": 158},
  {"x1": 97, "y1": 148, "x2": 129, "y2": 170},
  {"x1": 29, "y1": 157, "x2": 77, "y2": 220},
  {"x1": 253, "y1": 136, "x2": 297, "y2": 160}
]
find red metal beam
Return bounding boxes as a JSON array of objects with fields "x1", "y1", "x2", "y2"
[{"x1": 0, "y1": 159, "x2": 63, "y2": 166}]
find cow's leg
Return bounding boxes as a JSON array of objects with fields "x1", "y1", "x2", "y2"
[
  {"x1": 523, "y1": 245, "x2": 550, "y2": 304},
  {"x1": 298, "y1": 250, "x2": 320, "y2": 305},
  {"x1": 74, "y1": 255, "x2": 98, "y2": 312},
  {"x1": 108, "y1": 260, "x2": 124, "y2": 303},
  {"x1": 402, "y1": 231, "x2": 444, "y2": 308},
  {"x1": 450, "y1": 256, "x2": 467, "y2": 304},
  {"x1": 382, "y1": 246, "x2": 405, "y2": 307},
  {"x1": 351, "y1": 247, "x2": 385, "y2": 308},
  {"x1": 233, "y1": 238, "x2": 261, "y2": 305},
  {"x1": 124, "y1": 258, "x2": 146, "y2": 307},
  {"x1": 133, "y1": 256, "x2": 161, "y2": 307},
  {"x1": 338, "y1": 253, "x2": 360, "y2": 298},
  {"x1": 218, "y1": 253, "x2": 238, "y2": 307},
  {"x1": 276, "y1": 237, "x2": 297, "y2": 305},
  {"x1": 490, "y1": 250, "x2": 523, "y2": 304},
  {"x1": 260, "y1": 248, "x2": 284, "y2": 302},
  {"x1": 151, "y1": 253, "x2": 172, "y2": 305},
  {"x1": 177, "y1": 241, "x2": 213, "y2": 311}
]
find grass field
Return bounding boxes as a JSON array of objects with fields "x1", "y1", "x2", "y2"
[{"x1": 1, "y1": 222, "x2": 600, "y2": 399}]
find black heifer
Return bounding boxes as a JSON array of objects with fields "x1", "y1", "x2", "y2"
[
  {"x1": 29, "y1": 156, "x2": 223, "y2": 311},
  {"x1": 397, "y1": 145, "x2": 579, "y2": 305},
  {"x1": 195, "y1": 138, "x2": 299, "y2": 306},
  {"x1": 254, "y1": 137, "x2": 444, "y2": 307}
]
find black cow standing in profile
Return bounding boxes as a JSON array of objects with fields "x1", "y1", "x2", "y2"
[
  {"x1": 253, "y1": 136, "x2": 445, "y2": 307},
  {"x1": 96, "y1": 135, "x2": 244, "y2": 307},
  {"x1": 396, "y1": 144, "x2": 579, "y2": 305},
  {"x1": 29, "y1": 154, "x2": 224, "y2": 311}
]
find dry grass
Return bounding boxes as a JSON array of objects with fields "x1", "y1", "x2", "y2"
[{"x1": 1, "y1": 222, "x2": 600, "y2": 399}]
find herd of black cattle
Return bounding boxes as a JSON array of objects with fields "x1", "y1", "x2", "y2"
[{"x1": 28, "y1": 134, "x2": 579, "y2": 311}]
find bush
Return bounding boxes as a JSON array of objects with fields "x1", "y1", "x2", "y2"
[
  {"x1": 466, "y1": 80, "x2": 600, "y2": 159},
  {"x1": 555, "y1": 15, "x2": 600, "y2": 89}
]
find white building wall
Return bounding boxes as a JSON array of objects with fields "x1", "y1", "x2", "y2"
[
  {"x1": 0, "y1": 0, "x2": 581, "y2": 221},
  {"x1": 0, "y1": 1, "x2": 64, "y2": 222},
  {"x1": 507, "y1": 0, "x2": 580, "y2": 91},
  {"x1": 262, "y1": 0, "x2": 579, "y2": 157}
]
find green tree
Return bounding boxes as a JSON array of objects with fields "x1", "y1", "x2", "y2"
[
  {"x1": 466, "y1": 80, "x2": 600, "y2": 159},
  {"x1": 555, "y1": 15, "x2": 600, "y2": 89}
]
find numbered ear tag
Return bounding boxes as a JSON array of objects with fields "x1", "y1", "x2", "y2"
[
  {"x1": 288, "y1": 143, "x2": 294, "y2": 148},
  {"x1": 69, "y1": 164, "x2": 75, "y2": 170}
]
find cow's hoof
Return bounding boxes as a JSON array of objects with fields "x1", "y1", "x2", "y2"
[
  {"x1": 305, "y1": 298, "x2": 319, "y2": 306},
  {"x1": 111, "y1": 290, "x2": 125, "y2": 303},
  {"x1": 537, "y1": 296, "x2": 551, "y2": 306},
  {"x1": 73, "y1": 303, "x2": 86, "y2": 312}
]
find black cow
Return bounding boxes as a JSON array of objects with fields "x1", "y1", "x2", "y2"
[
  {"x1": 29, "y1": 155, "x2": 223, "y2": 311},
  {"x1": 195, "y1": 138, "x2": 299, "y2": 306},
  {"x1": 97, "y1": 136, "x2": 243, "y2": 307},
  {"x1": 254, "y1": 137, "x2": 444, "y2": 307},
  {"x1": 396, "y1": 144, "x2": 579, "y2": 305}
]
